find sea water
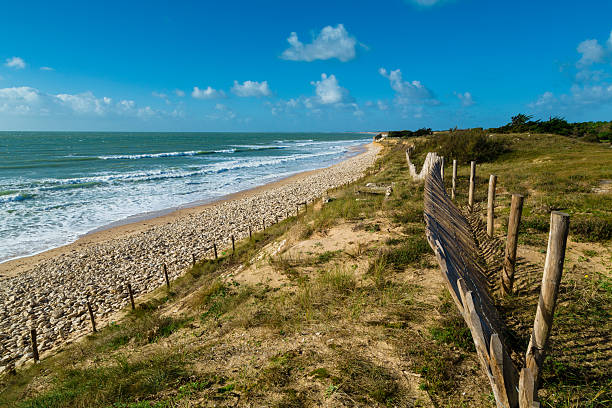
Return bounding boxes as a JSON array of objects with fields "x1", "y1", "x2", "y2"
[{"x1": 0, "y1": 132, "x2": 371, "y2": 263}]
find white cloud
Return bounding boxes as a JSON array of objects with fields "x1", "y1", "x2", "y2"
[
  {"x1": 379, "y1": 67, "x2": 436, "y2": 105},
  {"x1": 0, "y1": 86, "x2": 40, "y2": 103},
  {"x1": 54, "y1": 92, "x2": 113, "y2": 115},
  {"x1": 365, "y1": 100, "x2": 389, "y2": 111},
  {"x1": 4, "y1": 57, "x2": 26, "y2": 69},
  {"x1": 281, "y1": 24, "x2": 359, "y2": 62},
  {"x1": 137, "y1": 106, "x2": 156, "y2": 118},
  {"x1": 40, "y1": 66, "x2": 54, "y2": 71},
  {"x1": 191, "y1": 86, "x2": 225, "y2": 99},
  {"x1": 174, "y1": 89, "x2": 185, "y2": 97},
  {"x1": 231, "y1": 80, "x2": 271, "y2": 97},
  {"x1": 117, "y1": 99, "x2": 136, "y2": 111},
  {"x1": 310, "y1": 73, "x2": 349, "y2": 104},
  {"x1": 456, "y1": 91, "x2": 474, "y2": 106},
  {"x1": 0, "y1": 85, "x2": 173, "y2": 120},
  {"x1": 530, "y1": 91, "x2": 557, "y2": 109},
  {"x1": 0, "y1": 86, "x2": 41, "y2": 114},
  {"x1": 152, "y1": 91, "x2": 167, "y2": 99},
  {"x1": 577, "y1": 39, "x2": 605, "y2": 67},
  {"x1": 206, "y1": 103, "x2": 236, "y2": 121},
  {"x1": 267, "y1": 74, "x2": 360, "y2": 116},
  {"x1": 530, "y1": 84, "x2": 612, "y2": 112}
]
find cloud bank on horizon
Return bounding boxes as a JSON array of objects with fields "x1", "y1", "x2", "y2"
[{"x1": 1, "y1": 0, "x2": 612, "y2": 131}]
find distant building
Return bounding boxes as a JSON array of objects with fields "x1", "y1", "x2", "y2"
[{"x1": 373, "y1": 132, "x2": 388, "y2": 141}]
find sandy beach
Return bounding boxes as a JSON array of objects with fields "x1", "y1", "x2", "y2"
[{"x1": 0, "y1": 142, "x2": 380, "y2": 370}]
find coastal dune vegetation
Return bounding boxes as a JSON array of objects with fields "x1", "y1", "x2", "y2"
[{"x1": 1, "y1": 128, "x2": 611, "y2": 407}]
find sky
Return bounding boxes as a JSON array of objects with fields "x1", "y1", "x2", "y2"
[{"x1": 1, "y1": 0, "x2": 612, "y2": 132}]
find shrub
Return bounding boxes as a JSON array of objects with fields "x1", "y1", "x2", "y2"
[
  {"x1": 424, "y1": 129, "x2": 509, "y2": 163},
  {"x1": 388, "y1": 128, "x2": 433, "y2": 138}
]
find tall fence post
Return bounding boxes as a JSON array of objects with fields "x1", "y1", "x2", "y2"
[
  {"x1": 30, "y1": 328, "x2": 39, "y2": 362},
  {"x1": 231, "y1": 234, "x2": 235, "y2": 254},
  {"x1": 213, "y1": 242, "x2": 218, "y2": 259},
  {"x1": 192, "y1": 253, "x2": 196, "y2": 266},
  {"x1": 487, "y1": 174, "x2": 497, "y2": 237},
  {"x1": 502, "y1": 194, "x2": 524, "y2": 295},
  {"x1": 524, "y1": 211, "x2": 570, "y2": 398},
  {"x1": 163, "y1": 263, "x2": 170, "y2": 289},
  {"x1": 451, "y1": 159, "x2": 457, "y2": 200},
  {"x1": 468, "y1": 161, "x2": 476, "y2": 209},
  {"x1": 440, "y1": 156, "x2": 445, "y2": 181},
  {"x1": 127, "y1": 283, "x2": 135, "y2": 310},
  {"x1": 87, "y1": 300, "x2": 97, "y2": 333}
]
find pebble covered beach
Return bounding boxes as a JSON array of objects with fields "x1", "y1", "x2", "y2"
[{"x1": 0, "y1": 143, "x2": 380, "y2": 372}]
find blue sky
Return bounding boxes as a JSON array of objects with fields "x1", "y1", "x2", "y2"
[{"x1": 2, "y1": 0, "x2": 612, "y2": 131}]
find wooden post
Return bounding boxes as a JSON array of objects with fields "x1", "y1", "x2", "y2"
[
  {"x1": 127, "y1": 283, "x2": 135, "y2": 310},
  {"x1": 30, "y1": 328, "x2": 39, "y2": 362},
  {"x1": 213, "y1": 242, "x2": 218, "y2": 259},
  {"x1": 502, "y1": 194, "x2": 524, "y2": 295},
  {"x1": 87, "y1": 300, "x2": 97, "y2": 333},
  {"x1": 248, "y1": 225, "x2": 252, "y2": 239},
  {"x1": 262, "y1": 218, "x2": 266, "y2": 230},
  {"x1": 440, "y1": 156, "x2": 445, "y2": 180},
  {"x1": 519, "y1": 367, "x2": 539, "y2": 408},
  {"x1": 468, "y1": 161, "x2": 476, "y2": 209},
  {"x1": 305, "y1": 201, "x2": 308, "y2": 212},
  {"x1": 231, "y1": 234, "x2": 235, "y2": 254},
  {"x1": 451, "y1": 159, "x2": 457, "y2": 200},
  {"x1": 275, "y1": 215, "x2": 279, "y2": 224},
  {"x1": 163, "y1": 263, "x2": 170, "y2": 289},
  {"x1": 296, "y1": 205, "x2": 299, "y2": 216},
  {"x1": 525, "y1": 211, "x2": 570, "y2": 395},
  {"x1": 192, "y1": 253, "x2": 196, "y2": 266},
  {"x1": 487, "y1": 174, "x2": 497, "y2": 237}
]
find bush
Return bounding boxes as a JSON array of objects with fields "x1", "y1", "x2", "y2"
[
  {"x1": 424, "y1": 129, "x2": 509, "y2": 163},
  {"x1": 388, "y1": 128, "x2": 433, "y2": 138},
  {"x1": 493, "y1": 114, "x2": 612, "y2": 142}
]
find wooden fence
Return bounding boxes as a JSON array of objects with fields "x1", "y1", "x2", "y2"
[{"x1": 408, "y1": 148, "x2": 569, "y2": 408}]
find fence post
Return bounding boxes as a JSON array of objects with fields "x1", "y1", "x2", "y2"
[
  {"x1": 451, "y1": 159, "x2": 457, "y2": 200},
  {"x1": 127, "y1": 283, "x2": 135, "y2": 310},
  {"x1": 262, "y1": 218, "x2": 266, "y2": 230},
  {"x1": 192, "y1": 253, "x2": 196, "y2": 266},
  {"x1": 248, "y1": 225, "x2": 252, "y2": 239},
  {"x1": 87, "y1": 300, "x2": 97, "y2": 333},
  {"x1": 163, "y1": 263, "x2": 170, "y2": 289},
  {"x1": 518, "y1": 367, "x2": 537, "y2": 408},
  {"x1": 525, "y1": 211, "x2": 570, "y2": 397},
  {"x1": 213, "y1": 242, "x2": 218, "y2": 259},
  {"x1": 502, "y1": 194, "x2": 524, "y2": 295},
  {"x1": 231, "y1": 235, "x2": 235, "y2": 254},
  {"x1": 30, "y1": 328, "x2": 39, "y2": 362},
  {"x1": 468, "y1": 161, "x2": 476, "y2": 209},
  {"x1": 487, "y1": 174, "x2": 497, "y2": 237},
  {"x1": 440, "y1": 156, "x2": 445, "y2": 181}
]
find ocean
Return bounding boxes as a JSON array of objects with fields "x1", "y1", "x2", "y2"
[{"x1": 0, "y1": 132, "x2": 371, "y2": 264}]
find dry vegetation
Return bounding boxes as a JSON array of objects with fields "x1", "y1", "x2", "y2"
[{"x1": 1, "y1": 134, "x2": 610, "y2": 407}]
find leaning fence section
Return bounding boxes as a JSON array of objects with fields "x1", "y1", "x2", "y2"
[
  {"x1": 423, "y1": 157, "x2": 520, "y2": 408},
  {"x1": 413, "y1": 146, "x2": 569, "y2": 408}
]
